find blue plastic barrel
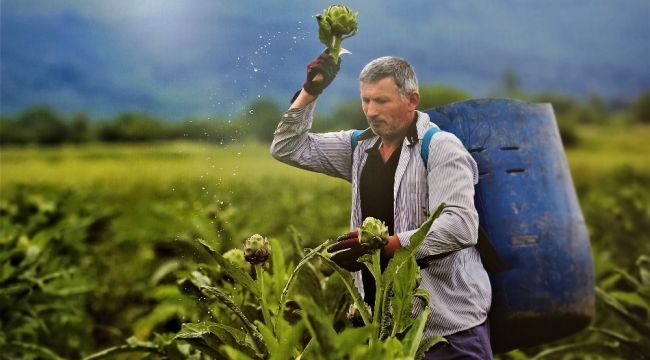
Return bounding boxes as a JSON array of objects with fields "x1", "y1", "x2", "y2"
[{"x1": 426, "y1": 99, "x2": 595, "y2": 352}]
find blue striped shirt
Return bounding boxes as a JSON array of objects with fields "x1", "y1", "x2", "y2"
[{"x1": 270, "y1": 101, "x2": 491, "y2": 336}]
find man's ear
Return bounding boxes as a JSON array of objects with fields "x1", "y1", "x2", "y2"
[{"x1": 408, "y1": 91, "x2": 420, "y2": 109}]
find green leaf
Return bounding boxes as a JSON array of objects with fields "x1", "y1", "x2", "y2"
[
  {"x1": 381, "y1": 337, "x2": 404, "y2": 358},
  {"x1": 199, "y1": 285, "x2": 267, "y2": 355},
  {"x1": 530, "y1": 341, "x2": 622, "y2": 359},
  {"x1": 637, "y1": 255, "x2": 650, "y2": 286},
  {"x1": 413, "y1": 288, "x2": 430, "y2": 306},
  {"x1": 2, "y1": 341, "x2": 65, "y2": 360},
  {"x1": 255, "y1": 320, "x2": 278, "y2": 355},
  {"x1": 415, "y1": 334, "x2": 447, "y2": 360},
  {"x1": 277, "y1": 240, "x2": 332, "y2": 324},
  {"x1": 272, "y1": 318, "x2": 305, "y2": 360},
  {"x1": 593, "y1": 327, "x2": 650, "y2": 357},
  {"x1": 596, "y1": 286, "x2": 650, "y2": 338},
  {"x1": 390, "y1": 256, "x2": 419, "y2": 336},
  {"x1": 82, "y1": 342, "x2": 164, "y2": 360},
  {"x1": 295, "y1": 295, "x2": 337, "y2": 354},
  {"x1": 379, "y1": 287, "x2": 393, "y2": 341},
  {"x1": 176, "y1": 322, "x2": 261, "y2": 359},
  {"x1": 269, "y1": 237, "x2": 286, "y2": 303},
  {"x1": 401, "y1": 307, "x2": 432, "y2": 358},
  {"x1": 198, "y1": 238, "x2": 259, "y2": 297},
  {"x1": 609, "y1": 290, "x2": 650, "y2": 309},
  {"x1": 315, "y1": 252, "x2": 372, "y2": 325},
  {"x1": 333, "y1": 325, "x2": 374, "y2": 358},
  {"x1": 218, "y1": 345, "x2": 254, "y2": 360},
  {"x1": 174, "y1": 322, "x2": 227, "y2": 359},
  {"x1": 382, "y1": 203, "x2": 445, "y2": 292},
  {"x1": 379, "y1": 204, "x2": 445, "y2": 337}
]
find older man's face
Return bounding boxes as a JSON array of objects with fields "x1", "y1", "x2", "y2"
[{"x1": 360, "y1": 76, "x2": 419, "y2": 141}]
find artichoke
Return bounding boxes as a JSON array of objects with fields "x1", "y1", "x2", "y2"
[
  {"x1": 358, "y1": 217, "x2": 389, "y2": 250},
  {"x1": 316, "y1": 4, "x2": 358, "y2": 63},
  {"x1": 243, "y1": 234, "x2": 271, "y2": 264}
]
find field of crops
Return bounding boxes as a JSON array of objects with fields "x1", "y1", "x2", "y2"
[{"x1": 1, "y1": 124, "x2": 648, "y2": 359}]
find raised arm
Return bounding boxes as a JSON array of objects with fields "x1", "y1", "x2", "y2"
[{"x1": 270, "y1": 52, "x2": 356, "y2": 181}]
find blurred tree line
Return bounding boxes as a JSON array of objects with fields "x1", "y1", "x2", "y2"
[{"x1": 1, "y1": 83, "x2": 648, "y2": 146}]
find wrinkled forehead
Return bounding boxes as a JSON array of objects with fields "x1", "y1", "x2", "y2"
[{"x1": 359, "y1": 77, "x2": 402, "y2": 97}]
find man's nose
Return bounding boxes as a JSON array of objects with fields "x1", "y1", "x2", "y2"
[{"x1": 365, "y1": 102, "x2": 378, "y2": 118}]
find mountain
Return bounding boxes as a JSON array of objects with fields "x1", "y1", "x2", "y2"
[{"x1": 1, "y1": 0, "x2": 648, "y2": 120}]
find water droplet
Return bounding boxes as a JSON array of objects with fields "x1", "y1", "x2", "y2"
[
  {"x1": 253, "y1": 67, "x2": 259, "y2": 72},
  {"x1": 249, "y1": 109, "x2": 254, "y2": 114}
]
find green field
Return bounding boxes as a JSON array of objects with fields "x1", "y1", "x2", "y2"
[
  {"x1": 2, "y1": 125, "x2": 648, "y2": 189},
  {"x1": 1, "y1": 124, "x2": 648, "y2": 359}
]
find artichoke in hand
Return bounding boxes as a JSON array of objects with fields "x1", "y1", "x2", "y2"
[
  {"x1": 316, "y1": 4, "x2": 358, "y2": 63},
  {"x1": 358, "y1": 217, "x2": 389, "y2": 250}
]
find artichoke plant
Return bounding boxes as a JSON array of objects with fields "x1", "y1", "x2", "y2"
[
  {"x1": 316, "y1": 4, "x2": 358, "y2": 63},
  {"x1": 358, "y1": 217, "x2": 389, "y2": 250},
  {"x1": 244, "y1": 234, "x2": 271, "y2": 265}
]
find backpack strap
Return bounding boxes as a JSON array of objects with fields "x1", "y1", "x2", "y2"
[
  {"x1": 420, "y1": 127, "x2": 441, "y2": 168},
  {"x1": 350, "y1": 129, "x2": 364, "y2": 152}
]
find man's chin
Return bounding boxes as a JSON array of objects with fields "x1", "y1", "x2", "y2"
[{"x1": 369, "y1": 124, "x2": 384, "y2": 136}]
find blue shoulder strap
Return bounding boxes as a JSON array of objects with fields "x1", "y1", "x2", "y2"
[
  {"x1": 350, "y1": 129, "x2": 364, "y2": 151},
  {"x1": 421, "y1": 127, "x2": 441, "y2": 168}
]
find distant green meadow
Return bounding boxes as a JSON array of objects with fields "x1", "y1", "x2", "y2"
[{"x1": 2, "y1": 124, "x2": 648, "y2": 188}]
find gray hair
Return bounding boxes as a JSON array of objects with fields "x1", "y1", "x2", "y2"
[{"x1": 359, "y1": 56, "x2": 419, "y2": 98}]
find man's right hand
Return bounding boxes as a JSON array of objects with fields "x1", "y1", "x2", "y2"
[
  {"x1": 327, "y1": 230, "x2": 369, "y2": 272},
  {"x1": 303, "y1": 52, "x2": 340, "y2": 96}
]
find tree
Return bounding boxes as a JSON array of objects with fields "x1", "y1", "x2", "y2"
[
  {"x1": 417, "y1": 84, "x2": 470, "y2": 111},
  {"x1": 15, "y1": 105, "x2": 68, "y2": 144},
  {"x1": 502, "y1": 68, "x2": 521, "y2": 96},
  {"x1": 69, "y1": 113, "x2": 90, "y2": 143},
  {"x1": 326, "y1": 100, "x2": 367, "y2": 130},
  {"x1": 632, "y1": 90, "x2": 650, "y2": 123},
  {"x1": 245, "y1": 99, "x2": 282, "y2": 142},
  {"x1": 96, "y1": 112, "x2": 170, "y2": 142}
]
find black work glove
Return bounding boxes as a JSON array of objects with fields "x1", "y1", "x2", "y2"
[
  {"x1": 327, "y1": 230, "x2": 370, "y2": 272},
  {"x1": 303, "y1": 52, "x2": 340, "y2": 96}
]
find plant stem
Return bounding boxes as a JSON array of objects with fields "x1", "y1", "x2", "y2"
[
  {"x1": 330, "y1": 36, "x2": 343, "y2": 63},
  {"x1": 255, "y1": 264, "x2": 274, "y2": 333},
  {"x1": 370, "y1": 250, "x2": 383, "y2": 345}
]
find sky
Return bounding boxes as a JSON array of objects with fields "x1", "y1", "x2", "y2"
[{"x1": 1, "y1": 0, "x2": 649, "y2": 120}]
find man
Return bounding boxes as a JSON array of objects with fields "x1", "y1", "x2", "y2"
[{"x1": 270, "y1": 53, "x2": 492, "y2": 359}]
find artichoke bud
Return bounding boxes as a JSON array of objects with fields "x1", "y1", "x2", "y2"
[
  {"x1": 358, "y1": 217, "x2": 389, "y2": 250},
  {"x1": 322, "y1": 4, "x2": 358, "y2": 36},
  {"x1": 316, "y1": 15, "x2": 333, "y2": 46},
  {"x1": 223, "y1": 248, "x2": 252, "y2": 274},
  {"x1": 244, "y1": 234, "x2": 271, "y2": 265}
]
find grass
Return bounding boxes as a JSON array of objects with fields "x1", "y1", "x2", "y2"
[
  {"x1": 0, "y1": 141, "x2": 348, "y2": 193},
  {"x1": 565, "y1": 124, "x2": 650, "y2": 185},
  {"x1": 2, "y1": 124, "x2": 648, "y2": 193}
]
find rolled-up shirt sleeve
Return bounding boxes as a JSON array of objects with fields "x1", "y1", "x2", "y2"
[{"x1": 270, "y1": 102, "x2": 356, "y2": 182}]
